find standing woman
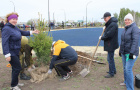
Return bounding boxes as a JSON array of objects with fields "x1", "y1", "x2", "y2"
[
  {"x1": 119, "y1": 13, "x2": 140, "y2": 90},
  {"x1": 2, "y1": 12, "x2": 39, "y2": 90}
]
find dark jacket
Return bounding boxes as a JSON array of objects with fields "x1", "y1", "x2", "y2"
[
  {"x1": 49, "y1": 40, "x2": 78, "y2": 69},
  {"x1": 119, "y1": 23, "x2": 140, "y2": 56},
  {"x1": 0, "y1": 21, "x2": 4, "y2": 30},
  {"x1": 2, "y1": 23, "x2": 30, "y2": 56},
  {"x1": 101, "y1": 17, "x2": 119, "y2": 51}
]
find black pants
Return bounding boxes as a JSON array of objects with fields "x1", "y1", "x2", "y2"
[
  {"x1": 53, "y1": 59, "x2": 77, "y2": 76},
  {"x1": 9, "y1": 55, "x2": 22, "y2": 87}
]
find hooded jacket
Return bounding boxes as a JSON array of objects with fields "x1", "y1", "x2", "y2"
[
  {"x1": 101, "y1": 17, "x2": 119, "y2": 51},
  {"x1": 2, "y1": 23, "x2": 30, "y2": 57},
  {"x1": 119, "y1": 23, "x2": 140, "y2": 56},
  {"x1": 49, "y1": 40, "x2": 78, "y2": 69}
]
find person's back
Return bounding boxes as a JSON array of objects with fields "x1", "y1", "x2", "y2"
[
  {"x1": 0, "y1": 21, "x2": 4, "y2": 30},
  {"x1": 53, "y1": 40, "x2": 77, "y2": 60}
]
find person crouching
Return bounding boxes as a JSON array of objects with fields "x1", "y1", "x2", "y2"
[{"x1": 48, "y1": 40, "x2": 78, "y2": 80}]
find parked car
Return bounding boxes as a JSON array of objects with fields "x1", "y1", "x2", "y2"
[{"x1": 25, "y1": 25, "x2": 31, "y2": 28}]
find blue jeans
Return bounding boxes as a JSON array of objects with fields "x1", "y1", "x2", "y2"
[
  {"x1": 107, "y1": 51, "x2": 116, "y2": 76},
  {"x1": 122, "y1": 54, "x2": 137, "y2": 90}
]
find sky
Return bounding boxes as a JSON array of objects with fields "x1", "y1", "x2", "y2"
[{"x1": 0, "y1": 0, "x2": 140, "y2": 23}]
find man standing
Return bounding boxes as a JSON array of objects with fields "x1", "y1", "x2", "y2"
[
  {"x1": 62, "y1": 21, "x2": 64, "y2": 29},
  {"x1": 100, "y1": 12, "x2": 119, "y2": 78},
  {"x1": 0, "y1": 21, "x2": 4, "y2": 30}
]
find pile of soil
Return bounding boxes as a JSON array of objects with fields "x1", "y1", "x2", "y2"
[{"x1": 29, "y1": 51, "x2": 93, "y2": 83}]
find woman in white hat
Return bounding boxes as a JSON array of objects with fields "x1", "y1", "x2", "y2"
[{"x1": 119, "y1": 13, "x2": 140, "y2": 90}]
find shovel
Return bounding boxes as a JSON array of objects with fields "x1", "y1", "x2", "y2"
[
  {"x1": 79, "y1": 26, "x2": 106, "y2": 77},
  {"x1": 78, "y1": 55, "x2": 106, "y2": 65}
]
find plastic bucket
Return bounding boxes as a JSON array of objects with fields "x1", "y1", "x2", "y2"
[{"x1": 135, "y1": 74, "x2": 140, "y2": 88}]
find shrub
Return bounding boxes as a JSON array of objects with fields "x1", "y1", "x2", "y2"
[{"x1": 29, "y1": 13, "x2": 53, "y2": 66}]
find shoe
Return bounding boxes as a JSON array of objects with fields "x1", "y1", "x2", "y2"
[
  {"x1": 10, "y1": 86, "x2": 21, "y2": 90},
  {"x1": 20, "y1": 73, "x2": 31, "y2": 80},
  {"x1": 104, "y1": 74, "x2": 114, "y2": 78},
  {"x1": 106, "y1": 71, "x2": 116, "y2": 74},
  {"x1": 68, "y1": 70, "x2": 73, "y2": 75},
  {"x1": 18, "y1": 83, "x2": 24, "y2": 87},
  {"x1": 63, "y1": 73, "x2": 70, "y2": 80},
  {"x1": 120, "y1": 83, "x2": 126, "y2": 86},
  {"x1": 27, "y1": 68, "x2": 34, "y2": 72},
  {"x1": 60, "y1": 74, "x2": 70, "y2": 81},
  {"x1": 32, "y1": 65, "x2": 36, "y2": 69}
]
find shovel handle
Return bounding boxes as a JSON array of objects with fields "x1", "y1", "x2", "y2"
[{"x1": 88, "y1": 27, "x2": 106, "y2": 70}]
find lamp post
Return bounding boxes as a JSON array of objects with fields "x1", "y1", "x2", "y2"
[
  {"x1": 86, "y1": 1, "x2": 92, "y2": 28},
  {"x1": 10, "y1": 1, "x2": 15, "y2": 12},
  {"x1": 48, "y1": 0, "x2": 50, "y2": 31}
]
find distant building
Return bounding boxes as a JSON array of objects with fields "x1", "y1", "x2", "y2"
[
  {"x1": 68, "y1": 20, "x2": 74, "y2": 23},
  {"x1": 77, "y1": 20, "x2": 83, "y2": 23}
]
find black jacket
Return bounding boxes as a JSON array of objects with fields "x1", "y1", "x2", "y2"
[
  {"x1": 101, "y1": 17, "x2": 119, "y2": 51},
  {"x1": 119, "y1": 23, "x2": 140, "y2": 56},
  {"x1": 0, "y1": 22, "x2": 4, "y2": 30}
]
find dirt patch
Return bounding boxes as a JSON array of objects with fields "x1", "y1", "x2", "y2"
[
  {"x1": 0, "y1": 51, "x2": 140, "y2": 90},
  {"x1": 29, "y1": 51, "x2": 91, "y2": 83}
]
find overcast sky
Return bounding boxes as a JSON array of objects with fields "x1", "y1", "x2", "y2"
[{"x1": 0, "y1": 0, "x2": 140, "y2": 22}]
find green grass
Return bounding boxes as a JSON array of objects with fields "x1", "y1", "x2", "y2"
[
  {"x1": 57, "y1": 88, "x2": 63, "y2": 90},
  {"x1": 72, "y1": 85, "x2": 80, "y2": 88},
  {"x1": 105, "y1": 86, "x2": 111, "y2": 90},
  {"x1": 90, "y1": 78, "x2": 94, "y2": 82},
  {"x1": 2, "y1": 87, "x2": 10, "y2": 90},
  {"x1": 73, "y1": 78, "x2": 82, "y2": 82}
]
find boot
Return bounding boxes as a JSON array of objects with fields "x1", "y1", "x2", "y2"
[{"x1": 20, "y1": 73, "x2": 31, "y2": 80}]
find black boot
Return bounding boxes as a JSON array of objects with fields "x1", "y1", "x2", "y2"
[
  {"x1": 104, "y1": 74, "x2": 114, "y2": 78},
  {"x1": 106, "y1": 71, "x2": 116, "y2": 74},
  {"x1": 20, "y1": 73, "x2": 31, "y2": 80}
]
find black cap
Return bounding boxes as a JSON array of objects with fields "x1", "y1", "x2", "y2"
[{"x1": 101, "y1": 12, "x2": 111, "y2": 19}]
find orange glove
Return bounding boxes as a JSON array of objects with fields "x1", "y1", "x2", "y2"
[{"x1": 7, "y1": 64, "x2": 11, "y2": 67}]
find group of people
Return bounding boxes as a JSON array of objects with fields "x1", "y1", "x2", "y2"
[
  {"x1": 1, "y1": 11, "x2": 139, "y2": 90},
  {"x1": 100, "y1": 12, "x2": 139, "y2": 90}
]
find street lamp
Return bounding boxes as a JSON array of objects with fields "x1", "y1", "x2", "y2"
[
  {"x1": 10, "y1": 1, "x2": 15, "y2": 12},
  {"x1": 48, "y1": 0, "x2": 50, "y2": 31},
  {"x1": 86, "y1": 1, "x2": 92, "y2": 28}
]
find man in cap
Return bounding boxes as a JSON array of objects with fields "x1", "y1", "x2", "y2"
[
  {"x1": 48, "y1": 40, "x2": 78, "y2": 80},
  {"x1": 99, "y1": 12, "x2": 119, "y2": 78}
]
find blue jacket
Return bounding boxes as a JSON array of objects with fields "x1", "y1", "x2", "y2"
[
  {"x1": 2, "y1": 23, "x2": 30, "y2": 56},
  {"x1": 119, "y1": 23, "x2": 140, "y2": 56},
  {"x1": 101, "y1": 17, "x2": 119, "y2": 51}
]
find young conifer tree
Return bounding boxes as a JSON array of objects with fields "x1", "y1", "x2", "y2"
[{"x1": 29, "y1": 13, "x2": 53, "y2": 65}]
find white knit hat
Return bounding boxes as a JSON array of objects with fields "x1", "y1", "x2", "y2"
[{"x1": 124, "y1": 13, "x2": 133, "y2": 21}]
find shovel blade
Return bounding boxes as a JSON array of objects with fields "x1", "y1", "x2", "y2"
[{"x1": 79, "y1": 68, "x2": 90, "y2": 77}]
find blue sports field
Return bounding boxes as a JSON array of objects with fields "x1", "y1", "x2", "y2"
[{"x1": 50, "y1": 28, "x2": 123, "y2": 46}]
